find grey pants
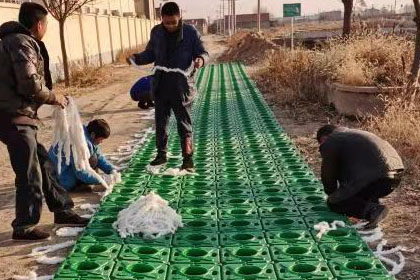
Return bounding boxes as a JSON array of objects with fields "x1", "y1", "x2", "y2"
[{"x1": 0, "y1": 124, "x2": 74, "y2": 232}]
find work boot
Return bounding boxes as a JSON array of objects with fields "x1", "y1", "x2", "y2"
[
  {"x1": 364, "y1": 205, "x2": 389, "y2": 230},
  {"x1": 12, "y1": 228, "x2": 51, "y2": 242},
  {"x1": 54, "y1": 210, "x2": 90, "y2": 227},
  {"x1": 150, "y1": 152, "x2": 167, "y2": 166},
  {"x1": 181, "y1": 156, "x2": 194, "y2": 172}
]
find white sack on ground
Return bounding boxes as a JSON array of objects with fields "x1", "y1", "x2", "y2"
[
  {"x1": 113, "y1": 192, "x2": 183, "y2": 239},
  {"x1": 55, "y1": 227, "x2": 85, "y2": 237},
  {"x1": 29, "y1": 240, "x2": 76, "y2": 257},
  {"x1": 51, "y1": 97, "x2": 107, "y2": 187}
]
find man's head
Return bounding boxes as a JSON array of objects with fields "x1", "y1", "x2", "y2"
[
  {"x1": 19, "y1": 2, "x2": 48, "y2": 40},
  {"x1": 161, "y1": 2, "x2": 181, "y2": 33},
  {"x1": 316, "y1": 124, "x2": 338, "y2": 144},
  {"x1": 87, "y1": 119, "x2": 111, "y2": 145}
]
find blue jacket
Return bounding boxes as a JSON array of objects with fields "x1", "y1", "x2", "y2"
[
  {"x1": 49, "y1": 126, "x2": 115, "y2": 190},
  {"x1": 133, "y1": 22, "x2": 209, "y2": 95}
]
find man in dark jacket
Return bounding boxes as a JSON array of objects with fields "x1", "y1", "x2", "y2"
[
  {"x1": 317, "y1": 125, "x2": 404, "y2": 229},
  {"x1": 0, "y1": 3, "x2": 89, "y2": 241},
  {"x1": 128, "y1": 2, "x2": 209, "y2": 171}
]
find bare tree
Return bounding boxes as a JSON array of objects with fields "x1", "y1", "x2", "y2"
[
  {"x1": 407, "y1": 0, "x2": 420, "y2": 104},
  {"x1": 341, "y1": 0, "x2": 366, "y2": 36},
  {"x1": 42, "y1": 0, "x2": 95, "y2": 86},
  {"x1": 342, "y1": 0, "x2": 354, "y2": 36}
]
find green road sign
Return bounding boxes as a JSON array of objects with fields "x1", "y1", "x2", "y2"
[{"x1": 283, "y1": 3, "x2": 301, "y2": 17}]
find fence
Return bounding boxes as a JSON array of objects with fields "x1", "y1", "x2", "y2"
[{"x1": 0, "y1": 2, "x2": 159, "y2": 80}]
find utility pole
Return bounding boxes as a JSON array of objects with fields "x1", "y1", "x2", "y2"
[
  {"x1": 233, "y1": 0, "x2": 236, "y2": 34},
  {"x1": 228, "y1": 0, "x2": 231, "y2": 36},
  {"x1": 222, "y1": 0, "x2": 225, "y2": 35},
  {"x1": 257, "y1": 0, "x2": 261, "y2": 32}
]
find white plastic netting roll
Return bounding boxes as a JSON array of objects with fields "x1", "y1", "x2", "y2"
[
  {"x1": 113, "y1": 192, "x2": 183, "y2": 239},
  {"x1": 51, "y1": 97, "x2": 107, "y2": 187}
]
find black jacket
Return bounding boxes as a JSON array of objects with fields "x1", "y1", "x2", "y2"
[
  {"x1": 133, "y1": 22, "x2": 209, "y2": 95},
  {"x1": 320, "y1": 127, "x2": 404, "y2": 203},
  {"x1": 0, "y1": 21, "x2": 55, "y2": 125}
]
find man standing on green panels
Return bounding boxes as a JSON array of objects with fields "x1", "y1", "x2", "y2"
[
  {"x1": 128, "y1": 2, "x2": 209, "y2": 171},
  {"x1": 317, "y1": 125, "x2": 405, "y2": 229}
]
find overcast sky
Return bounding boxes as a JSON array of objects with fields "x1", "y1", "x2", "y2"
[{"x1": 155, "y1": 0, "x2": 413, "y2": 20}]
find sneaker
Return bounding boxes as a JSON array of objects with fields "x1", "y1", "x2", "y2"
[
  {"x1": 181, "y1": 156, "x2": 194, "y2": 172},
  {"x1": 150, "y1": 152, "x2": 167, "y2": 166},
  {"x1": 364, "y1": 205, "x2": 389, "y2": 230},
  {"x1": 54, "y1": 210, "x2": 90, "y2": 227},
  {"x1": 12, "y1": 228, "x2": 51, "y2": 242}
]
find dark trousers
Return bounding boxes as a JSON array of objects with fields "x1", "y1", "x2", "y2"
[
  {"x1": 0, "y1": 124, "x2": 74, "y2": 232},
  {"x1": 328, "y1": 177, "x2": 401, "y2": 219},
  {"x1": 155, "y1": 89, "x2": 194, "y2": 157}
]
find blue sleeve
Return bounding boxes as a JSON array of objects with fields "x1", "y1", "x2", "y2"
[
  {"x1": 97, "y1": 147, "x2": 115, "y2": 175},
  {"x1": 133, "y1": 29, "x2": 155, "y2": 65},
  {"x1": 192, "y1": 27, "x2": 209, "y2": 66},
  {"x1": 71, "y1": 154, "x2": 102, "y2": 185}
]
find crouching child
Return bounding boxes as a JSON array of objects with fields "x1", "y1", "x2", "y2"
[{"x1": 49, "y1": 119, "x2": 117, "y2": 192}]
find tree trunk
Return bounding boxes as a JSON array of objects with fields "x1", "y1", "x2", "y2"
[
  {"x1": 342, "y1": 0, "x2": 354, "y2": 36},
  {"x1": 407, "y1": 0, "x2": 420, "y2": 104},
  {"x1": 59, "y1": 20, "x2": 70, "y2": 87}
]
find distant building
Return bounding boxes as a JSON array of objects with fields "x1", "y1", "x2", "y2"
[
  {"x1": 184, "y1": 18, "x2": 208, "y2": 35},
  {"x1": 363, "y1": 7, "x2": 381, "y2": 17},
  {"x1": 225, "y1": 13, "x2": 270, "y2": 30},
  {"x1": 134, "y1": 0, "x2": 155, "y2": 20},
  {"x1": 319, "y1": 10, "x2": 342, "y2": 21}
]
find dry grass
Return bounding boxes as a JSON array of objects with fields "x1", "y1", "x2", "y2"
[
  {"x1": 254, "y1": 33, "x2": 414, "y2": 104},
  {"x1": 253, "y1": 31, "x2": 420, "y2": 187},
  {"x1": 115, "y1": 45, "x2": 146, "y2": 64},
  {"x1": 254, "y1": 48, "x2": 335, "y2": 103},
  {"x1": 327, "y1": 33, "x2": 414, "y2": 86},
  {"x1": 69, "y1": 61, "x2": 107, "y2": 88},
  {"x1": 365, "y1": 99, "x2": 420, "y2": 186}
]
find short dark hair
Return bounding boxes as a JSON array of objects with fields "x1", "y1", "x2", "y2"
[
  {"x1": 161, "y1": 2, "x2": 180, "y2": 17},
  {"x1": 316, "y1": 125, "x2": 338, "y2": 143},
  {"x1": 87, "y1": 119, "x2": 111, "y2": 139},
  {"x1": 19, "y1": 2, "x2": 48, "y2": 30}
]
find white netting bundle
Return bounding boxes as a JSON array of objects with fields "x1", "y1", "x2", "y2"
[
  {"x1": 113, "y1": 192, "x2": 183, "y2": 239},
  {"x1": 51, "y1": 97, "x2": 107, "y2": 187}
]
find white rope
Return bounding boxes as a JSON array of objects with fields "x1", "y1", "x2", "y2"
[
  {"x1": 129, "y1": 57, "x2": 193, "y2": 78},
  {"x1": 313, "y1": 220, "x2": 346, "y2": 239},
  {"x1": 78, "y1": 203, "x2": 99, "y2": 214},
  {"x1": 146, "y1": 165, "x2": 197, "y2": 176},
  {"x1": 55, "y1": 227, "x2": 85, "y2": 237},
  {"x1": 113, "y1": 192, "x2": 183, "y2": 239},
  {"x1": 314, "y1": 220, "x2": 416, "y2": 276},
  {"x1": 35, "y1": 256, "x2": 65, "y2": 265},
  {"x1": 151, "y1": 65, "x2": 193, "y2": 78},
  {"x1": 13, "y1": 271, "x2": 53, "y2": 280},
  {"x1": 52, "y1": 97, "x2": 108, "y2": 188},
  {"x1": 29, "y1": 240, "x2": 76, "y2": 257}
]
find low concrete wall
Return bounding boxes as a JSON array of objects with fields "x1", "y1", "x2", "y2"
[
  {"x1": 0, "y1": 2, "x2": 160, "y2": 80},
  {"x1": 327, "y1": 83, "x2": 398, "y2": 117}
]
